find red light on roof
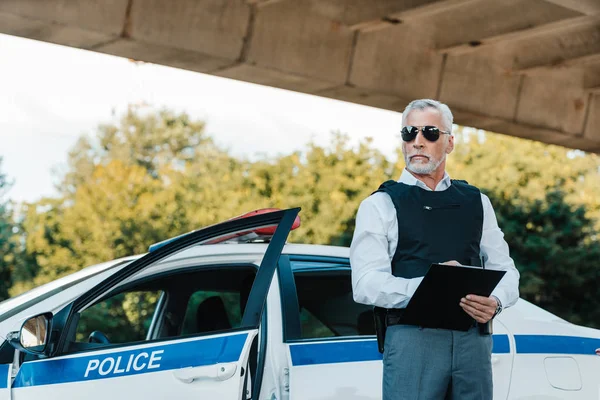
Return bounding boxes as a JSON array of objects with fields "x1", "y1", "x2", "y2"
[
  {"x1": 150, "y1": 208, "x2": 301, "y2": 250},
  {"x1": 229, "y1": 208, "x2": 301, "y2": 235},
  {"x1": 203, "y1": 208, "x2": 301, "y2": 244},
  {"x1": 596, "y1": 348, "x2": 600, "y2": 356}
]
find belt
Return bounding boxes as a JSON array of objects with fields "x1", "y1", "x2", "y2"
[
  {"x1": 385, "y1": 308, "x2": 406, "y2": 326},
  {"x1": 384, "y1": 308, "x2": 490, "y2": 333}
]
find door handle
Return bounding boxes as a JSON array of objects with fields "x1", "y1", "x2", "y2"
[
  {"x1": 173, "y1": 363, "x2": 237, "y2": 383},
  {"x1": 491, "y1": 356, "x2": 500, "y2": 365}
]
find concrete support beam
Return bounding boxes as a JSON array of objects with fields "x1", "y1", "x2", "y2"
[
  {"x1": 244, "y1": 0, "x2": 355, "y2": 84},
  {"x1": 516, "y1": 76, "x2": 589, "y2": 135},
  {"x1": 0, "y1": 0, "x2": 129, "y2": 35},
  {"x1": 584, "y1": 94, "x2": 600, "y2": 143},
  {"x1": 93, "y1": 0, "x2": 253, "y2": 74},
  {"x1": 584, "y1": 67, "x2": 600, "y2": 90},
  {"x1": 439, "y1": 54, "x2": 522, "y2": 121},
  {"x1": 543, "y1": 0, "x2": 600, "y2": 16},
  {"x1": 454, "y1": 108, "x2": 600, "y2": 152},
  {"x1": 316, "y1": 85, "x2": 412, "y2": 111},
  {"x1": 516, "y1": 53, "x2": 600, "y2": 74},
  {"x1": 1, "y1": 0, "x2": 599, "y2": 153},
  {"x1": 247, "y1": 0, "x2": 287, "y2": 6},
  {"x1": 215, "y1": 64, "x2": 336, "y2": 93},
  {"x1": 506, "y1": 22, "x2": 600, "y2": 71},
  {"x1": 439, "y1": 15, "x2": 598, "y2": 55},
  {"x1": 306, "y1": 0, "x2": 440, "y2": 29},
  {"x1": 350, "y1": 0, "x2": 482, "y2": 32},
  {"x1": 349, "y1": 22, "x2": 444, "y2": 100},
  {"x1": 0, "y1": 0, "x2": 129, "y2": 48}
]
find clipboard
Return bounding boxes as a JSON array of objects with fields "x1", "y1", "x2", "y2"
[{"x1": 399, "y1": 263, "x2": 506, "y2": 331}]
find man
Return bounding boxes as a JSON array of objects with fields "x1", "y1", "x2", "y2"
[{"x1": 350, "y1": 99, "x2": 520, "y2": 400}]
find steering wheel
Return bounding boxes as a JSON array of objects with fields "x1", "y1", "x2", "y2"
[{"x1": 88, "y1": 330, "x2": 111, "y2": 344}]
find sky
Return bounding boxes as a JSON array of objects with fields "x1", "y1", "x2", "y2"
[{"x1": 0, "y1": 34, "x2": 405, "y2": 204}]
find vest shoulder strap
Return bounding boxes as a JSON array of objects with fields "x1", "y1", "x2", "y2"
[
  {"x1": 451, "y1": 179, "x2": 481, "y2": 194},
  {"x1": 371, "y1": 180, "x2": 407, "y2": 213},
  {"x1": 372, "y1": 179, "x2": 398, "y2": 195},
  {"x1": 451, "y1": 179, "x2": 469, "y2": 185}
]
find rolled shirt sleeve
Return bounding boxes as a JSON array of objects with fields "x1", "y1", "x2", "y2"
[
  {"x1": 480, "y1": 193, "x2": 520, "y2": 309},
  {"x1": 350, "y1": 194, "x2": 423, "y2": 309}
]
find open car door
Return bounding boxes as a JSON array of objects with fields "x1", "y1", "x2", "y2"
[
  {"x1": 0, "y1": 364, "x2": 10, "y2": 400},
  {"x1": 11, "y1": 208, "x2": 299, "y2": 400}
]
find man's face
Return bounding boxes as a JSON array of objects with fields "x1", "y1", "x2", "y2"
[{"x1": 402, "y1": 108, "x2": 454, "y2": 175}]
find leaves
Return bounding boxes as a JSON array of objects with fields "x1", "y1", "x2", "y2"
[
  {"x1": 7, "y1": 108, "x2": 600, "y2": 329},
  {"x1": 0, "y1": 158, "x2": 15, "y2": 300},
  {"x1": 490, "y1": 190, "x2": 600, "y2": 326}
]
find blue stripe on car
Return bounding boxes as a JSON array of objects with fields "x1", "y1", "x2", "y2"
[
  {"x1": 492, "y1": 334, "x2": 510, "y2": 354},
  {"x1": 0, "y1": 364, "x2": 9, "y2": 389},
  {"x1": 13, "y1": 332, "x2": 248, "y2": 387},
  {"x1": 514, "y1": 335, "x2": 600, "y2": 355},
  {"x1": 289, "y1": 334, "x2": 600, "y2": 366},
  {"x1": 10, "y1": 333, "x2": 600, "y2": 385},
  {"x1": 290, "y1": 340, "x2": 382, "y2": 366},
  {"x1": 289, "y1": 335, "x2": 511, "y2": 366}
]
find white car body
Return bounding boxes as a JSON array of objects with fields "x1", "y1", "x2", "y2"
[{"x1": 0, "y1": 210, "x2": 598, "y2": 400}]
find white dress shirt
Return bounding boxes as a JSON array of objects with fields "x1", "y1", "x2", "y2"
[{"x1": 350, "y1": 169, "x2": 520, "y2": 310}]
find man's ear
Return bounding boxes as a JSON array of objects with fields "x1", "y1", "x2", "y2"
[{"x1": 446, "y1": 135, "x2": 455, "y2": 154}]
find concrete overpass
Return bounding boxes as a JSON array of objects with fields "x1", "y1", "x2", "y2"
[{"x1": 1, "y1": 0, "x2": 599, "y2": 152}]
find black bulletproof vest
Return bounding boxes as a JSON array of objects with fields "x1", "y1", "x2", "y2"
[{"x1": 375, "y1": 179, "x2": 484, "y2": 279}]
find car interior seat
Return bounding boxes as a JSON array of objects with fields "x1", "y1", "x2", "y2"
[
  {"x1": 195, "y1": 295, "x2": 232, "y2": 333},
  {"x1": 357, "y1": 309, "x2": 376, "y2": 335}
]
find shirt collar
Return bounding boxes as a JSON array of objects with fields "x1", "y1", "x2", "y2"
[{"x1": 398, "y1": 169, "x2": 452, "y2": 192}]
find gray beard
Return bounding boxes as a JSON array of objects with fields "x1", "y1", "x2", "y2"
[{"x1": 405, "y1": 156, "x2": 444, "y2": 175}]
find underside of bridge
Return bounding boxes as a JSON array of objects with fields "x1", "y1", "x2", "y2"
[{"x1": 1, "y1": 0, "x2": 599, "y2": 152}]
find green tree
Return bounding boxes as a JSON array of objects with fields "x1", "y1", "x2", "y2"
[
  {"x1": 76, "y1": 291, "x2": 161, "y2": 343},
  {"x1": 0, "y1": 158, "x2": 15, "y2": 301},
  {"x1": 61, "y1": 105, "x2": 210, "y2": 195},
  {"x1": 240, "y1": 133, "x2": 395, "y2": 245},
  {"x1": 14, "y1": 107, "x2": 219, "y2": 294},
  {"x1": 12, "y1": 108, "x2": 221, "y2": 338},
  {"x1": 14, "y1": 108, "x2": 600, "y2": 331},
  {"x1": 489, "y1": 190, "x2": 600, "y2": 328},
  {"x1": 404, "y1": 129, "x2": 600, "y2": 327},
  {"x1": 446, "y1": 128, "x2": 600, "y2": 228}
]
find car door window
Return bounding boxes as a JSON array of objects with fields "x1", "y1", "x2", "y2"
[
  {"x1": 295, "y1": 270, "x2": 375, "y2": 339},
  {"x1": 66, "y1": 266, "x2": 256, "y2": 353},
  {"x1": 281, "y1": 259, "x2": 375, "y2": 341},
  {"x1": 76, "y1": 290, "x2": 162, "y2": 344},
  {"x1": 181, "y1": 291, "x2": 242, "y2": 335},
  {"x1": 299, "y1": 307, "x2": 335, "y2": 338}
]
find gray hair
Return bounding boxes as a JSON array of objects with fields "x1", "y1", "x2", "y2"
[{"x1": 401, "y1": 99, "x2": 454, "y2": 133}]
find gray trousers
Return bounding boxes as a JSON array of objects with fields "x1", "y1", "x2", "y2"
[{"x1": 382, "y1": 324, "x2": 493, "y2": 400}]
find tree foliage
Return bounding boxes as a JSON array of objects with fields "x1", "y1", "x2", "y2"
[
  {"x1": 446, "y1": 129, "x2": 600, "y2": 228},
  {"x1": 489, "y1": 190, "x2": 600, "y2": 327},
  {"x1": 0, "y1": 158, "x2": 15, "y2": 301},
  {"x1": 8, "y1": 108, "x2": 600, "y2": 330}
]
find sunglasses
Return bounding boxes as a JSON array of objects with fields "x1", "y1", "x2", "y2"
[{"x1": 401, "y1": 126, "x2": 451, "y2": 142}]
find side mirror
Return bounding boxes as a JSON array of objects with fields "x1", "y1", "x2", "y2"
[{"x1": 7, "y1": 312, "x2": 53, "y2": 355}]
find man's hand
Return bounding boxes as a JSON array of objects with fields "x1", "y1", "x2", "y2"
[
  {"x1": 460, "y1": 295, "x2": 498, "y2": 323},
  {"x1": 441, "y1": 260, "x2": 461, "y2": 266},
  {"x1": 443, "y1": 261, "x2": 497, "y2": 322}
]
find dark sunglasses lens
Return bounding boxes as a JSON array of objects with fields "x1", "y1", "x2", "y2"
[
  {"x1": 401, "y1": 126, "x2": 418, "y2": 141},
  {"x1": 422, "y1": 126, "x2": 441, "y2": 142}
]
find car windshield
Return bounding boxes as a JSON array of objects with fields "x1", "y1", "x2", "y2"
[{"x1": 0, "y1": 258, "x2": 134, "y2": 323}]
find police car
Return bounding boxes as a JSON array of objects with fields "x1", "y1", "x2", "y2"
[{"x1": 0, "y1": 208, "x2": 598, "y2": 400}]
